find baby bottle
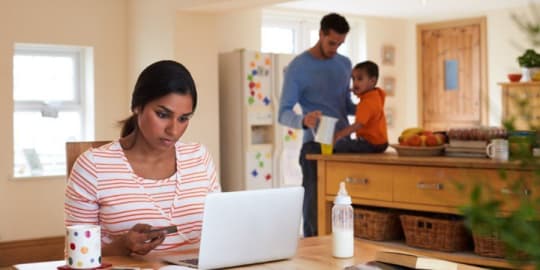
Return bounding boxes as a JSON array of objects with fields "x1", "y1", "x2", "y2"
[{"x1": 332, "y1": 181, "x2": 354, "y2": 258}]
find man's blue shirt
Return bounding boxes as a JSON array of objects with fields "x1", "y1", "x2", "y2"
[{"x1": 278, "y1": 51, "x2": 355, "y2": 143}]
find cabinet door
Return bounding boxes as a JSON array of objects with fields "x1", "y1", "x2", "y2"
[
  {"x1": 326, "y1": 162, "x2": 394, "y2": 201},
  {"x1": 502, "y1": 84, "x2": 540, "y2": 129}
]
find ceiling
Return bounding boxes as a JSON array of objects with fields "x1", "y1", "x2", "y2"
[{"x1": 273, "y1": 0, "x2": 540, "y2": 19}]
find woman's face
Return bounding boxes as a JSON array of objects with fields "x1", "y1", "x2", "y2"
[{"x1": 136, "y1": 93, "x2": 194, "y2": 150}]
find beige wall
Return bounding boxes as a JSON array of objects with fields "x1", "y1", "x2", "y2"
[
  {"x1": 403, "y1": 5, "x2": 536, "y2": 130},
  {"x1": 363, "y1": 16, "x2": 412, "y2": 143},
  {"x1": 0, "y1": 0, "x2": 128, "y2": 241},
  {"x1": 174, "y1": 12, "x2": 221, "y2": 167},
  {"x1": 127, "y1": 0, "x2": 176, "y2": 92},
  {"x1": 215, "y1": 8, "x2": 263, "y2": 52},
  {"x1": 485, "y1": 6, "x2": 533, "y2": 126}
]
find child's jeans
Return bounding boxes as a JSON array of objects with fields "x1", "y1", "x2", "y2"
[{"x1": 334, "y1": 137, "x2": 388, "y2": 153}]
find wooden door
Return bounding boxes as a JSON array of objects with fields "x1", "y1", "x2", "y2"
[{"x1": 417, "y1": 18, "x2": 487, "y2": 131}]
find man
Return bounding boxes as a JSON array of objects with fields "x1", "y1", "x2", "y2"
[{"x1": 278, "y1": 13, "x2": 355, "y2": 237}]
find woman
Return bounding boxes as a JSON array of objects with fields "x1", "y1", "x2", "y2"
[{"x1": 65, "y1": 60, "x2": 220, "y2": 256}]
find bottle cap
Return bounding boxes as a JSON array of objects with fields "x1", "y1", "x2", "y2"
[{"x1": 334, "y1": 181, "x2": 352, "y2": 205}]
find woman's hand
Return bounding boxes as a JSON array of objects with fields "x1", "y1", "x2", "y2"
[
  {"x1": 124, "y1": 223, "x2": 166, "y2": 255},
  {"x1": 104, "y1": 223, "x2": 166, "y2": 256}
]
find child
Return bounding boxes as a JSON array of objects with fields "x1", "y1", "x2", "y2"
[{"x1": 334, "y1": 61, "x2": 388, "y2": 153}]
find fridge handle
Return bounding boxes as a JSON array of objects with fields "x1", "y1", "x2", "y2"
[{"x1": 271, "y1": 53, "x2": 282, "y2": 188}]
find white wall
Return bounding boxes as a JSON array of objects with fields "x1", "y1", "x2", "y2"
[{"x1": 0, "y1": 0, "x2": 128, "y2": 241}]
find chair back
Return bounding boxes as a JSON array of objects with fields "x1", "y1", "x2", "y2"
[{"x1": 66, "y1": 141, "x2": 110, "y2": 176}]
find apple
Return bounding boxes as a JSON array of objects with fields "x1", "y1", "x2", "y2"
[
  {"x1": 425, "y1": 134, "x2": 440, "y2": 146},
  {"x1": 405, "y1": 134, "x2": 422, "y2": 146}
]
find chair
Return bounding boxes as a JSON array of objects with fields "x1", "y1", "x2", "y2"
[
  {"x1": 66, "y1": 140, "x2": 110, "y2": 175},
  {"x1": 0, "y1": 141, "x2": 111, "y2": 267}
]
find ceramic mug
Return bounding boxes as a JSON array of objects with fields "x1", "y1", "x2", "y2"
[
  {"x1": 66, "y1": 224, "x2": 101, "y2": 269},
  {"x1": 486, "y1": 139, "x2": 509, "y2": 161}
]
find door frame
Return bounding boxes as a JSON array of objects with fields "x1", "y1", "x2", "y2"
[{"x1": 416, "y1": 17, "x2": 488, "y2": 127}]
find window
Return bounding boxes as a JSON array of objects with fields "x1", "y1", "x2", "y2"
[
  {"x1": 261, "y1": 10, "x2": 365, "y2": 63},
  {"x1": 13, "y1": 44, "x2": 94, "y2": 178}
]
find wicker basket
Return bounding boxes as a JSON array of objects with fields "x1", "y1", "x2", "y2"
[
  {"x1": 400, "y1": 214, "x2": 471, "y2": 252},
  {"x1": 354, "y1": 208, "x2": 403, "y2": 241},
  {"x1": 473, "y1": 234, "x2": 505, "y2": 258}
]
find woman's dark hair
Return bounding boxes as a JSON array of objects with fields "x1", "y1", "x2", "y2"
[
  {"x1": 320, "y1": 13, "x2": 350, "y2": 35},
  {"x1": 120, "y1": 60, "x2": 197, "y2": 137},
  {"x1": 354, "y1": 60, "x2": 379, "y2": 80}
]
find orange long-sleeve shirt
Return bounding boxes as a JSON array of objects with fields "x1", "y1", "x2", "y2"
[{"x1": 355, "y1": 88, "x2": 388, "y2": 145}]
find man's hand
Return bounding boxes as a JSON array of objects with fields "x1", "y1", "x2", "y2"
[{"x1": 303, "y1": 110, "x2": 322, "y2": 129}]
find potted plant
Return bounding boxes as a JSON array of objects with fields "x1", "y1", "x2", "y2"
[{"x1": 517, "y1": 49, "x2": 540, "y2": 81}]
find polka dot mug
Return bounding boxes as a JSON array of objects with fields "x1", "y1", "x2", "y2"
[{"x1": 66, "y1": 224, "x2": 101, "y2": 269}]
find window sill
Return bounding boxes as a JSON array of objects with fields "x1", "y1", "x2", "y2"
[{"x1": 10, "y1": 174, "x2": 66, "y2": 181}]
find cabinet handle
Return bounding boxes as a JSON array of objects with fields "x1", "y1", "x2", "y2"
[
  {"x1": 500, "y1": 188, "x2": 531, "y2": 196},
  {"x1": 417, "y1": 182, "x2": 444, "y2": 190},
  {"x1": 345, "y1": 177, "x2": 369, "y2": 185}
]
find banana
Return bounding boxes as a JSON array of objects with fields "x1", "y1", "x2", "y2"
[{"x1": 401, "y1": 127, "x2": 424, "y2": 137}]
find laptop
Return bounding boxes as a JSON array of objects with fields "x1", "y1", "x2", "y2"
[{"x1": 161, "y1": 186, "x2": 304, "y2": 269}]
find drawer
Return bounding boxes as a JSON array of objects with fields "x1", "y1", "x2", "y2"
[
  {"x1": 325, "y1": 162, "x2": 394, "y2": 201},
  {"x1": 478, "y1": 170, "x2": 537, "y2": 212},
  {"x1": 394, "y1": 166, "x2": 480, "y2": 207},
  {"x1": 394, "y1": 167, "x2": 536, "y2": 211}
]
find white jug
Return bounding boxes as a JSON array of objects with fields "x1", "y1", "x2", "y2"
[{"x1": 315, "y1": 115, "x2": 338, "y2": 145}]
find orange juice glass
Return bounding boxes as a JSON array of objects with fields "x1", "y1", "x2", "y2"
[{"x1": 321, "y1": 143, "x2": 333, "y2": 155}]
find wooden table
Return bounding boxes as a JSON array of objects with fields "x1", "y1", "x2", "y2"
[{"x1": 12, "y1": 236, "x2": 381, "y2": 270}]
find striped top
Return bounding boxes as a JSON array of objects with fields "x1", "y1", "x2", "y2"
[{"x1": 64, "y1": 141, "x2": 220, "y2": 252}]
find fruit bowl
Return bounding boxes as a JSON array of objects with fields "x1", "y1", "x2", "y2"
[
  {"x1": 507, "y1": 73, "x2": 522, "y2": 82},
  {"x1": 390, "y1": 144, "x2": 445, "y2": 157}
]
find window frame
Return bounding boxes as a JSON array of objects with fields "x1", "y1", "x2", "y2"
[
  {"x1": 262, "y1": 9, "x2": 366, "y2": 64},
  {"x1": 12, "y1": 43, "x2": 93, "y2": 179}
]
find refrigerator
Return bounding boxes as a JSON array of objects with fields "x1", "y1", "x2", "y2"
[{"x1": 218, "y1": 49, "x2": 303, "y2": 191}]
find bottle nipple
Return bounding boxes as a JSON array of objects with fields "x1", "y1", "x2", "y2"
[
  {"x1": 334, "y1": 181, "x2": 351, "y2": 205},
  {"x1": 338, "y1": 182, "x2": 348, "y2": 196}
]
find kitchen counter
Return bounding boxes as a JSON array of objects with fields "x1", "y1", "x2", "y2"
[{"x1": 307, "y1": 152, "x2": 533, "y2": 170}]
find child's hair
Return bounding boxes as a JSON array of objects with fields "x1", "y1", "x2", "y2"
[{"x1": 353, "y1": 61, "x2": 379, "y2": 80}]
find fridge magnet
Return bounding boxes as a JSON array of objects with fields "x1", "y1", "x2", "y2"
[
  {"x1": 382, "y1": 45, "x2": 395, "y2": 65},
  {"x1": 385, "y1": 107, "x2": 394, "y2": 128},
  {"x1": 382, "y1": 76, "x2": 396, "y2": 96}
]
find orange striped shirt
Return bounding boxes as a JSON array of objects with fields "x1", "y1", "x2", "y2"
[{"x1": 64, "y1": 141, "x2": 220, "y2": 252}]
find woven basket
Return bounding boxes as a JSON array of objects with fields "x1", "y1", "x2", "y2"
[
  {"x1": 354, "y1": 208, "x2": 403, "y2": 241},
  {"x1": 400, "y1": 214, "x2": 471, "y2": 252},
  {"x1": 473, "y1": 234, "x2": 505, "y2": 258}
]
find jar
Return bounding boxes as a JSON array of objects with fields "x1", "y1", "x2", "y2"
[{"x1": 508, "y1": 130, "x2": 535, "y2": 158}]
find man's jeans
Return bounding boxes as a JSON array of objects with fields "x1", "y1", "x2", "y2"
[{"x1": 299, "y1": 141, "x2": 321, "y2": 237}]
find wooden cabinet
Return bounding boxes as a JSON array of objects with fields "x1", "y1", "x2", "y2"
[
  {"x1": 499, "y1": 82, "x2": 540, "y2": 129},
  {"x1": 310, "y1": 153, "x2": 535, "y2": 268}
]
